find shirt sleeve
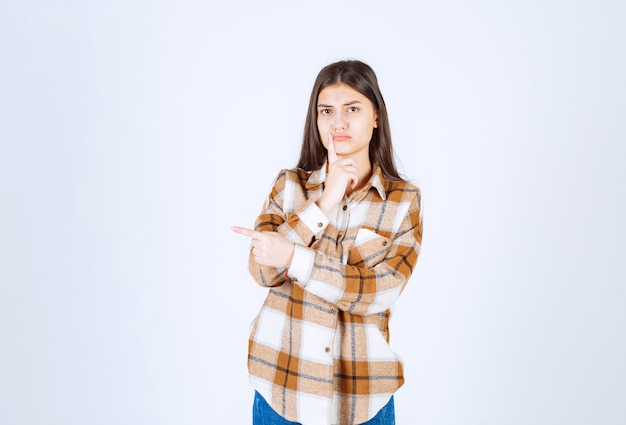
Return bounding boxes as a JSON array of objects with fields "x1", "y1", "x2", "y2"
[
  {"x1": 288, "y1": 189, "x2": 423, "y2": 316},
  {"x1": 247, "y1": 169, "x2": 329, "y2": 288}
]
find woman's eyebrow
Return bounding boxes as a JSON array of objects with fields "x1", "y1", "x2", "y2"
[{"x1": 317, "y1": 100, "x2": 363, "y2": 108}]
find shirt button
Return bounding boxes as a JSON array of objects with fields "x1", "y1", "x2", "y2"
[
  {"x1": 342, "y1": 205, "x2": 347, "y2": 211},
  {"x1": 382, "y1": 240, "x2": 388, "y2": 246},
  {"x1": 317, "y1": 222, "x2": 323, "y2": 228},
  {"x1": 325, "y1": 347, "x2": 331, "y2": 353},
  {"x1": 329, "y1": 308, "x2": 337, "y2": 314}
]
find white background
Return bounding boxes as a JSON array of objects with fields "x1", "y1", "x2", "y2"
[{"x1": 1, "y1": 1, "x2": 625, "y2": 424}]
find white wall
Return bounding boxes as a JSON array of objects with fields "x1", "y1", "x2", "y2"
[{"x1": 1, "y1": 1, "x2": 624, "y2": 424}]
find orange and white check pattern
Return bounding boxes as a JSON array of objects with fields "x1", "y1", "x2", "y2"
[{"x1": 247, "y1": 164, "x2": 423, "y2": 425}]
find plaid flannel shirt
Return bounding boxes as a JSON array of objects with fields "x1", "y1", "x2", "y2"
[{"x1": 247, "y1": 163, "x2": 423, "y2": 425}]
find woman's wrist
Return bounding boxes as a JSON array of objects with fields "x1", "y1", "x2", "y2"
[
  {"x1": 316, "y1": 194, "x2": 336, "y2": 216},
  {"x1": 316, "y1": 198, "x2": 330, "y2": 216}
]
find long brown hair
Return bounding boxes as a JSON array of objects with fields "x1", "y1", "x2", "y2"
[{"x1": 297, "y1": 60, "x2": 403, "y2": 181}]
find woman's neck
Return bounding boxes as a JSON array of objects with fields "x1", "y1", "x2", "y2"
[{"x1": 349, "y1": 154, "x2": 373, "y2": 194}]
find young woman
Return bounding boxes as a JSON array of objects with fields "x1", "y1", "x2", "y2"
[{"x1": 232, "y1": 60, "x2": 423, "y2": 425}]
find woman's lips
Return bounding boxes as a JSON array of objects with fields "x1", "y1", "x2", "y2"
[{"x1": 332, "y1": 134, "x2": 351, "y2": 141}]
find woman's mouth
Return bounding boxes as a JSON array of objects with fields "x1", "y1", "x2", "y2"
[{"x1": 332, "y1": 134, "x2": 351, "y2": 141}]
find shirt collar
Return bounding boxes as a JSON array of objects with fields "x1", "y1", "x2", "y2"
[{"x1": 305, "y1": 161, "x2": 387, "y2": 201}]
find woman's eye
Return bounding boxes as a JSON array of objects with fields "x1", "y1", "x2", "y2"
[
  {"x1": 320, "y1": 108, "x2": 331, "y2": 115},
  {"x1": 348, "y1": 106, "x2": 359, "y2": 112}
]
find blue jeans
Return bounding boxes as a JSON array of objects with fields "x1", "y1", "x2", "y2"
[{"x1": 253, "y1": 391, "x2": 395, "y2": 425}]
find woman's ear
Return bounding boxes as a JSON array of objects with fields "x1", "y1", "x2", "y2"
[{"x1": 374, "y1": 110, "x2": 379, "y2": 128}]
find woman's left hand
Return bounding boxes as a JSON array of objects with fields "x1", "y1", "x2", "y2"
[{"x1": 231, "y1": 226, "x2": 295, "y2": 268}]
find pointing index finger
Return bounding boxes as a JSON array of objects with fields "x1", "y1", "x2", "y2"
[{"x1": 231, "y1": 226, "x2": 263, "y2": 240}]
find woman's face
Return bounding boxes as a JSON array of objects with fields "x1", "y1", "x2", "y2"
[{"x1": 317, "y1": 83, "x2": 378, "y2": 161}]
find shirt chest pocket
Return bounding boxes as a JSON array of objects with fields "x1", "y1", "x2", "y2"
[{"x1": 347, "y1": 228, "x2": 392, "y2": 268}]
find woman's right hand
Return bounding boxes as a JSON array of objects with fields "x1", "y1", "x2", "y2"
[{"x1": 316, "y1": 134, "x2": 358, "y2": 216}]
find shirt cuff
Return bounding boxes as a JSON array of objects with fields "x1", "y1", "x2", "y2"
[
  {"x1": 288, "y1": 244, "x2": 315, "y2": 285},
  {"x1": 299, "y1": 202, "x2": 329, "y2": 235}
]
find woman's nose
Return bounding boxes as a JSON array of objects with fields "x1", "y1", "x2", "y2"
[{"x1": 333, "y1": 113, "x2": 346, "y2": 130}]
